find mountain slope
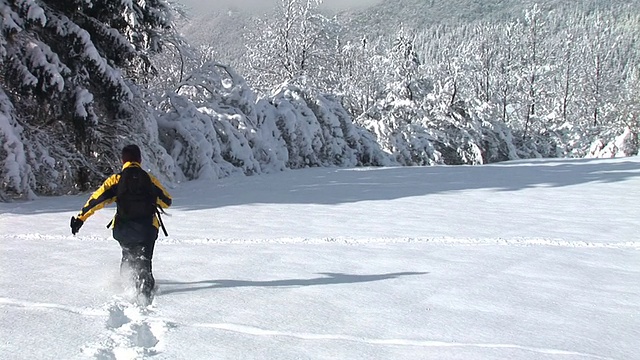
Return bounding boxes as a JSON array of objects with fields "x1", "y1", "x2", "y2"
[{"x1": 339, "y1": 0, "x2": 640, "y2": 31}]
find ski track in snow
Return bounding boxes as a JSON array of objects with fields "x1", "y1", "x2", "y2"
[
  {"x1": 0, "y1": 297, "x2": 105, "y2": 317},
  {"x1": 0, "y1": 297, "x2": 616, "y2": 359},
  {"x1": 170, "y1": 237, "x2": 640, "y2": 250},
  {"x1": 8, "y1": 233, "x2": 640, "y2": 249},
  {"x1": 187, "y1": 322, "x2": 613, "y2": 360}
]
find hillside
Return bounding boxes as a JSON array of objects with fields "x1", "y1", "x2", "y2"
[
  {"x1": 180, "y1": 0, "x2": 640, "y2": 71},
  {"x1": 338, "y1": 0, "x2": 640, "y2": 36},
  {"x1": 178, "y1": 7, "x2": 251, "y2": 63}
]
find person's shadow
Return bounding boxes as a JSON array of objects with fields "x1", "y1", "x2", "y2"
[{"x1": 156, "y1": 271, "x2": 428, "y2": 296}]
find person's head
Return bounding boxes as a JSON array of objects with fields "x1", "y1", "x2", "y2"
[{"x1": 121, "y1": 144, "x2": 142, "y2": 164}]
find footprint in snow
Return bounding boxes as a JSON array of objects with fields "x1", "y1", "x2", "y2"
[{"x1": 81, "y1": 298, "x2": 169, "y2": 359}]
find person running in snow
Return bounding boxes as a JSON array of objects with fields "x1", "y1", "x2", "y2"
[{"x1": 70, "y1": 144, "x2": 172, "y2": 304}]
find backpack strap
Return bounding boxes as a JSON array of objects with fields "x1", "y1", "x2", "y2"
[{"x1": 156, "y1": 208, "x2": 169, "y2": 236}]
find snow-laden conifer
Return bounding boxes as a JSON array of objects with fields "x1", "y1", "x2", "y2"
[{"x1": 0, "y1": 0, "x2": 173, "y2": 198}]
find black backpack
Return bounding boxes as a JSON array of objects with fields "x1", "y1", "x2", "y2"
[{"x1": 116, "y1": 166, "x2": 157, "y2": 220}]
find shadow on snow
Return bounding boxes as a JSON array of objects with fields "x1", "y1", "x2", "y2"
[
  {"x1": 156, "y1": 271, "x2": 428, "y2": 296},
  {"x1": 173, "y1": 158, "x2": 640, "y2": 211},
  {"x1": 2, "y1": 158, "x2": 638, "y2": 214}
]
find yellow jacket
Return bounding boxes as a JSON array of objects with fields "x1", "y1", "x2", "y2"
[{"x1": 76, "y1": 162, "x2": 172, "y2": 229}]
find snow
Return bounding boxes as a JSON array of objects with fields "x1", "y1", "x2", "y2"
[
  {"x1": 48, "y1": 14, "x2": 133, "y2": 101},
  {"x1": 1, "y1": 156, "x2": 639, "y2": 359},
  {"x1": 19, "y1": 0, "x2": 46, "y2": 26},
  {"x1": 74, "y1": 87, "x2": 94, "y2": 119},
  {"x1": 0, "y1": 89, "x2": 35, "y2": 200}
]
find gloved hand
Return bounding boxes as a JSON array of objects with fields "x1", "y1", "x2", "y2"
[{"x1": 70, "y1": 216, "x2": 84, "y2": 235}]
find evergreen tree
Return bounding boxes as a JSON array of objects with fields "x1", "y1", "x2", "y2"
[{"x1": 0, "y1": 0, "x2": 173, "y2": 199}]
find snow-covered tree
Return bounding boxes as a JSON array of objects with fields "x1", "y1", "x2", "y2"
[
  {"x1": 0, "y1": 0, "x2": 174, "y2": 199},
  {"x1": 5, "y1": 0, "x2": 638, "y2": 200},
  {"x1": 243, "y1": 0, "x2": 339, "y2": 91},
  {"x1": 157, "y1": 59, "x2": 390, "y2": 179},
  {"x1": 0, "y1": 88, "x2": 34, "y2": 200},
  {"x1": 518, "y1": 4, "x2": 546, "y2": 139}
]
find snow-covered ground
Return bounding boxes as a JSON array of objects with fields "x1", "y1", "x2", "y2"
[{"x1": 1, "y1": 157, "x2": 639, "y2": 360}]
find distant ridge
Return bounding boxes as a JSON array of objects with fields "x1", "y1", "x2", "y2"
[
  {"x1": 337, "y1": 0, "x2": 640, "y2": 35},
  {"x1": 181, "y1": 0, "x2": 640, "y2": 64}
]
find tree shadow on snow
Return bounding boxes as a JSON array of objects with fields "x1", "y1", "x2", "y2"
[
  {"x1": 173, "y1": 158, "x2": 640, "y2": 210},
  {"x1": 155, "y1": 271, "x2": 428, "y2": 296},
  {"x1": 3, "y1": 158, "x2": 639, "y2": 214}
]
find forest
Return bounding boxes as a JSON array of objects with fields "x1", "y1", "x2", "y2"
[{"x1": 1, "y1": 0, "x2": 638, "y2": 200}]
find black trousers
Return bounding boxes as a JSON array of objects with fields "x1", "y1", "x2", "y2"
[
  {"x1": 120, "y1": 241, "x2": 156, "y2": 296},
  {"x1": 113, "y1": 217, "x2": 159, "y2": 297}
]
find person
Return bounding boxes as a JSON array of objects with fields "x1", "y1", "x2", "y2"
[{"x1": 70, "y1": 144, "x2": 172, "y2": 305}]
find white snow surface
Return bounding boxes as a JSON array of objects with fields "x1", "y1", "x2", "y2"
[{"x1": 1, "y1": 157, "x2": 639, "y2": 360}]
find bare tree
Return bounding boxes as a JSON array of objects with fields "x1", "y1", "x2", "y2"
[{"x1": 243, "y1": 0, "x2": 337, "y2": 91}]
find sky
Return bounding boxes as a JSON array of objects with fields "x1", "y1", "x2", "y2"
[
  {"x1": 176, "y1": 0, "x2": 383, "y2": 12},
  {"x1": 1, "y1": 156, "x2": 639, "y2": 359}
]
